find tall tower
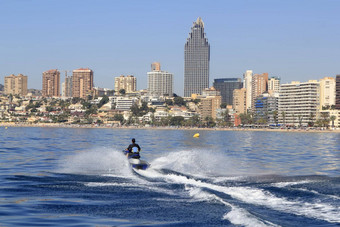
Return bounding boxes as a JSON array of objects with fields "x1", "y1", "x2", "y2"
[
  {"x1": 42, "y1": 69, "x2": 60, "y2": 97},
  {"x1": 184, "y1": 17, "x2": 210, "y2": 97},
  {"x1": 72, "y1": 68, "x2": 93, "y2": 98},
  {"x1": 243, "y1": 70, "x2": 253, "y2": 111}
]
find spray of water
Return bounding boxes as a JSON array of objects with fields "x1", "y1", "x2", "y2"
[
  {"x1": 150, "y1": 149, "x2": 268, "y2": 178},
  {"x1": 55, "y1": 147, "x2": 132, "y2": 176}
]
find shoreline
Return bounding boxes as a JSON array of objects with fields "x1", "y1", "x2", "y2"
[{"x1": 1, "y1": 122, "x2": 339, "y2": 133}]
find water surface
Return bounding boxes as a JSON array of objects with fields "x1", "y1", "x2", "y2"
[{"x1": 0, "y1": 127, "x2": 339, "y2": 226}]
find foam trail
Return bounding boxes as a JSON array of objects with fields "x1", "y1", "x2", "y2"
[
  {"x1": 56, "y1": 148, "x2": 132, "y2": 176},
  {"x1": 138, "y1": 170, "x2": 340, "y2": 223},
  {"x1": 271, "y1": 180, "x2": 318, "y2": 188},
  {"x1": 185, "y1": 186, "x2": 278, "y2": 227},
  {"x1": 223, "y1": 207, "x2": 278, "y2": 227}
]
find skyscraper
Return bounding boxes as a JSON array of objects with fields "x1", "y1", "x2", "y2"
[
  {"x1": 4, "y1": 74, "x2": 28, "y2": 96},
  {"x1": 42, "y1": 69, "x2": 60, "y2": 97},
  {"x1": 184, "y1": 17, "x2": 210, "y2": 97},
  {"x1": 147, "y1": 62, "x2": 173, "y2": 97},
  {"x1": 72, "y1": 68, "x2": 93, "y2": 99},
  {"x1": 213, "y1": 78, "x2": 243, "y2": 105},
  {"x1": 243, "y1": 70, "x2": 253, "y2": 111}
]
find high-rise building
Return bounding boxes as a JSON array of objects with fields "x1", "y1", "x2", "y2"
[
  {"x1": 243, "y1": 70, "x2": 253, "y2": 111},
  {"x1": 72, "y1": 68, "x2": 93, "y2": 99},
  {"x1": 4, "y1": 74, "x2": 28, "y2": 96},
  {"x1": 199, "y1": 95, "x2": 222, "y2": 120},
  {"x1": 213, "y1": 78, "x2": 243, "y2": 105},
  {"x1": 268, "y1": 77, "x2": 280, "y2": 94},
  {"x1": 184, "y1": 17, "x2": 210, "y2": 97},
  {"x1": 42, "y1": 69, "x2": 60, "y2": 97},
  {"x1": 233, "y1": 88, "x2": 247, "y2": 114},
  {"x1": 335, "y1": 75, "x2": 340, "y2": 110},
  {"x1": 319, "y1": 77, "x2": 335, "y2": 109},
  {"x1": 278, "y1": 80, "x2": 319, "y2": 126},
  {"x1": 114, "y1": 75, "x2": 136, "y2": 94},
  {"x1": 147, "y1": 63, "x2": 173, "y2": 97},
  {"x1": 252, "y1": 73, "x2": 268, "y2": 110}
]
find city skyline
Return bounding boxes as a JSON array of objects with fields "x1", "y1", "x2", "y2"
[{"x1": 1, "y1": 0, "x2": 340, "y2": 96}]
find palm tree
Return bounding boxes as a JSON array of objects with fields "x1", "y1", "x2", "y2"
[
  {"x1": 272, "y1": 110, "x2": 278, "y2": 125},
  {"x1": 298, "y1": 115, "x2": 303, "y2": 128},
  {"x1": 329, "y1": 115, "x2": 336, "y2": 128},
  {"x1": 281, "y1": 111, "x2": 286, "y2": 126}
]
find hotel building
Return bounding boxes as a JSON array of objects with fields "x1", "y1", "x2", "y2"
[
  {"x1": 278, "y1": 80, "x2": 319, "y2": 126},
  {"x1": 147, "y1": 62, "x2": 173, "y2": 97}
]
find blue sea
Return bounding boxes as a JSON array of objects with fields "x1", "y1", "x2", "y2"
[{"x1": 0, "y1": 127, "x2": 339, "y2": 226}]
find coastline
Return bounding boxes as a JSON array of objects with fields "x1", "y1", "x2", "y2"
[{"x1": 1, "y1": 122, "x2": 339, "y2": 133}]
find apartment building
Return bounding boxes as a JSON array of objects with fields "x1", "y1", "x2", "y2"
[
  {"x1": 278, "y1": 80, "x2": 319, "y2": 126},
  {"x1": 42, "y1": 69, "x2": 60, "y2": 97},
  {"x1": 4, "y1": 74, "x2": 28, "y2": 96},
  {"x1": 72, "y1": 68, "x2": 93, "y2": 99},
  {"x1": 114, "y1": 75, "x2": 136, "y2": 94}
]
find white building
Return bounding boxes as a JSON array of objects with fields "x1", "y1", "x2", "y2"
[
  {"x1": 147, "y1": 63, "x2": 173, "y2": 97},
  {"x1": 243, "y1": 70, "x2": 253, "y2": 111},
  {"x1": 278, "y1": 80, "x2": 319, "y2": 126},
  {"x1": 319, "y1": 77, "x2": 336, "y2": 109},
  {"x1": 114, "y1": 96, "x2": 137, "y2": 111},
  {"x1": 268, "y1": 77, "x2": 280, "y2": 94}
]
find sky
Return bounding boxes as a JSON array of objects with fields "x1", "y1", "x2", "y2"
[{"x1": 1, "y1": 0, "x2": 340, "y2": 96}]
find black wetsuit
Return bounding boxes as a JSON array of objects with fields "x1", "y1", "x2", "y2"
[{"x1": 126, "y1": 143, "x2": 141, "y2": 159}]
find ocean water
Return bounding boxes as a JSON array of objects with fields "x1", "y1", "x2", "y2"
[{"x1": 0, "y1": 127, "x2": 339, "y2": 226}]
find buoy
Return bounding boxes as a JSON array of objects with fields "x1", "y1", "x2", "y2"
[
  {"x1": 5, "y1": 127, "x2": 8, "y2": 129},
  {"x1": 193, "y1": 133, "x2": 199, "y2": 138}
]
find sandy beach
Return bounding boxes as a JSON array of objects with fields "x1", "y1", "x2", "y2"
[{"x1": 1, "y1": 122, "x2": 339, "y2": 133}]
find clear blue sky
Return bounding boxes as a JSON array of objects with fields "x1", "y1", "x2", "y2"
[{"x1": 1, "y1": 0, "x2": 339, "y2": 96}]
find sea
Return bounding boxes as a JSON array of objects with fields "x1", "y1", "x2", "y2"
[{"x1": 0, "y1": 127, "x2": 339, "y2": 226}]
